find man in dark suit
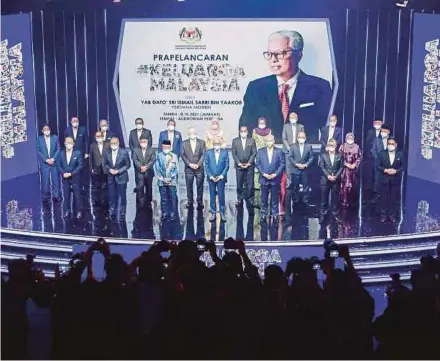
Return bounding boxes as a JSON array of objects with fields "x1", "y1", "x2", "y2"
[
  {"x1": 363, "y1": 119, "x2": 384, "y2": 199},
  {"x1": 319, "y1": 114, "x2": 343, "y2": 150},
  {"x1": 232, "y1": 126, "x2": 257, "y2": 212},
  {"x1": 36, "y1": 124, "x2": 61, "y2": 202},
  {"x1": 158, "y1": 119, "x2": 182, "y2": 158},
  {"x1": 99, "y1": 119, "x2": 114, "y2": 142},
  {"x1": 104, "y1": 137, "x2": 131, "y2": 220},
  {"x1": 288, "y1": 131, "x2": 314, "y2": 213},
  {"x1": 132, "y1": 135, "x2": 156, "y2": 210},
  {"x1": 128, "y1": 117, "x2": 153, "y2": 151},
  {"x1": 371, "y1": 124, "x2": 392, "y2": 202},
  {"x1": 181, "y1": 127, "x2": 206, "y2": 210},
  {"x1": 239, "y1": 30, "x2": 332, "y2": 143},
  {"x1": 64, "y1": 116, "x2": 89, "y2": 197},
  {"x1": 319, "y1": 138, "x2": 343, "y2": 224},
  {"x1": 58, "y1": 137, "x2": 83, "y2": 219},
  {"x1": 375, "y1": 137, "x2": 404, "y2": 223},
  {"x1": 89, "y1": 130, "x2": 109, "y2": 208},
  {"x1": 255, "y1": 135, "x2": 285, "y2": 222},
  {"x1": 205, "y1": 137, "x2": 229, "y2": 222}
]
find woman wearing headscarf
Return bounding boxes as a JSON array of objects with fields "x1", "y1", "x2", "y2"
[
  {"x1": 339, "y1": 133, "x2": 362, "y2": 207},
  {"x1": 205, "y1": 117, "x2": 226, "y2": 150}
]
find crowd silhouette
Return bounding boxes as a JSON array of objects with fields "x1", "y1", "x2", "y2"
[{"x1": 2, "y1": 239, "x2": 440, "y2": 360}]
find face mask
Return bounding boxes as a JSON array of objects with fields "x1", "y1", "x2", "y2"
[
  {"x1": 347, "y1": 139, "x2": 354, "y2": 145},
  {"x1": 65, "y1": 144, "x2": 73, "y2": 150},
  {"x1": 330, "y1": 122, "x2": 337, "y2": 127},
  {"x1": 136, "y1": 124, "x2": 143, "y2": 130},
  {"x1": 328, "y1": 147, "x2": 336, "y2": 152},
  {"x1": 96, "y1": 138, "x2": 103, "y2": 144},
  {"x1": 140, "y1": 142, "x2": 148, "y2": 149},
  {"x1": 381, "y1": 132, "x2": 389, "y2": 138},
  {"x1": 43, "y1": 130, "x2": 50, "y2": 136},
  {"x1": 214, "y1": 145, "x2": 221, "y2": 151},
  {"x1": 240, "y1": 132, "x2": 248, "y2": 138},
  {"x1": 388, "y1": 145, "x2": 396, "y2": 152},
  {"x1": 101, "y1": 126, "x2": 108, "y2": 132},
  {"x1": 72, "y1": 122, "x2": 79, "y2": 128},
  {"x1": 167, "y1": 125, "x2": 175, "y2": 131},
  {"x1": 298, "y1": 138, "x2": 306, "y2": 144},
  {"x1": 211, "y1": 123, "x2": 219, "y2": 130},
  {"x1": 258, "y1": 124, "x2": 266, "y2": 129},
  {"x1": 374, "y1": 124, "x2": 382, "y2": 130},
  {"x1": 290, "y1": 118, "x2": 298, "y2": 124},
  {"x1": 163, "y1": 149, "x2": 171, "y2": 154},
  {"x1": 266, "y1": 142, "x2": 274, "y2": 148},
  {"x1": 189, "y1": 134, "x2": 197, "y2": 140},
  {"x1": 110, "y1": 145, "x2": 118, "y2": 151}
]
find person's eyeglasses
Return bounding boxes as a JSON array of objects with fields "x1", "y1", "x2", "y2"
[{"x1": 263, "y1": 49, "x2": 293, "y2": 60}]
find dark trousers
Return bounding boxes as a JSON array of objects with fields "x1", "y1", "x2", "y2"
[
  {"x1": 40, "y1": 164, "x2": 60, "y2": 199},
  {"x1": 320, "y1": 181, "x2": 340, "y2": 219},
  {"x1": 91, "y1": 173, "x2": 108, "y2": 207},
  {"x1": 159, "y1": 185, "x2": 178, "y2": 221},
  {"x1": 379, "y1": 180, "x2": 400, "y2": 217},
  {"x1": 208, "y1": 180, "x2": 226, "y2": 217},
  {"x1": 185, "y1": 170, "x2": 204, "y2": 204},
  {"x1": 61, "y1": 177, "x2": 82, "y2": 213},
  {"x1": 137, "y1": 172, "x2": 153, "y2": 207},
  {"x1": 291, "y1": 170, "x2": 309, "y2": 205},
  {"x1": 108, "y1": 178, "x2": 127, "y2": 217},
  {"x1": 261, "y1": 183, "x2": 280, "y2": 218},
  {"x1": 236, "y1": 167, "x2": 254, "y2": 206},
  {"x1": 80, "y1": 157, "x2": 90, "y2": 195}
]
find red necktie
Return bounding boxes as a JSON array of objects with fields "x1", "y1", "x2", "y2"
[{"x1": 279, "y1": 83, "x2": 290, "y2": 123}]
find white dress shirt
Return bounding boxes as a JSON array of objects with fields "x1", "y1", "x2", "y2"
[
  {"x1": 329, "y1": 152, "x2": 335, "y2": 166},
  {"x1": 241, "y1": 137, "x2": 247, "y2": 151},
  {"x1": 389, "y1": 151, "x2": 395, "y2": 165},
  {"x1": 44, "y1": 136, "x2": 51, "y2": 157},
  {"x1": 142, "y1": 149, "x2": 146, "y2": 158},
  {"x1": 375, "y1": 129, "x2": 380, "y2": 137},
  {"x1": 277, "y1": 70, "x2": 301, "y2": 104},
  {"x1": 190, "y1": 139, "x2": 197, "y2": 154},
  {"x1": 112, "y1": 150, "x2": 118, "y2": 166},
  {"x1": 382, "y1": 138, "x2": 388, "y2": 150},
  {"x1": 328, "y1": 126, "x2": 335, "y2": 142},
  {"x1": 66, "y1": 150, "x2": 72, "y2": 164},
  {"x1": 267, "y1": 148, "x2": 274, "y2": 164},
  {"x1": 98, "y1": 143, "x2": 103, "y2": 155},
  {"x1": 168, "y1": 131, "x2": 174, "y2": 148},
  {"x1": 72, "y1": 128, "x2": 78, "y2": 140},
  {"x1": 137, "y1": 130, "x2": 142, "y2": 140},
  {"x1": 214, "y1": 150, "x2": 220, "y2": 164},
  {"x1": 299, "y1": 144, "x2": 304, "y2": 158}
]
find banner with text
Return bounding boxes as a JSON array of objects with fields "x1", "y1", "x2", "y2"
[
  {"x1": 0, "y1": 14, "x2": 38, "y2": 181},
  {"x1": 115, "y1": 20, "x2": 335, "y2": 147},
  {"x1": 407, "y1": 13, "x2": 440, "y2": 184}
]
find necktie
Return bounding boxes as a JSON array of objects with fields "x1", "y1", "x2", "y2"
[{"x1": 279, "y1": 83, "x2": 289, "y2": 123}]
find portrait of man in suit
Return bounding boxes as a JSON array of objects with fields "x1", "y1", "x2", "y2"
[{"x1": 239, "y1": 30, "x2": 332, "y2": 144}]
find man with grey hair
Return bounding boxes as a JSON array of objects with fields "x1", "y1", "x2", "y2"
[{"x1": 239, "y1": 29, "x2": 332, "y2": 143}]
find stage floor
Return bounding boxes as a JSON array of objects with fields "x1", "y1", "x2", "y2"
[{"x1": 2, "y1": 154, "x2": 440, "y2": 241}]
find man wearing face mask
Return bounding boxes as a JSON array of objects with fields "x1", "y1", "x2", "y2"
[
  {"x1": 58, "y1": 137, "x2": 84, "y2": 219},
  {"x1": 181, "y1": 127, "x2": 206, "y2": 210},
  {"x1": 372, "y1": 124, "x2": 392, "y2": 202},
  {"x1": 99, "y1": 119, "x2": 114, "y2": 142},
  {"x1": 320, "y1": 114, "x2": 343, "y2": 150},
  {"x1": 132, "y1": 136, "x2": 156, "y2": 210},
  {"x1": 89, "y1": 131, "x2": 110, "y2": 209},
  {"x1": 376, "y1": 137, "x2": 404, "y2": 223},
  {"x1": 154, "y1": 140, "x2": 179, "y2": 222},
  {"x1": 319, "y1": 138, "x2": 343, "y2": 224},
  {"x1": 104, "y1": 137, "x2": 131, "y2": 221},
  {"x1": 129, "y1": 117, "x2": 152, "y2": 151},
  {"x1": 205, "y1": 137, "x2": 230, "y2": 222},
  {"x1": 158, "y1": 119, "x2": 182, "y2": 158},
  {"x1": 364, "y1": 119, "x2": 384, "y2": 200},
  {"x1": 288, "y1": 131, "x2": 314, "y2": 214},
  {"x1": 232, "y1": 126, "x2": 257, "y2": 212},
  {"x1": 255, "y1": 135, "x2": 285, "y2": 223},
  {"x1": 36, "y1": 124, "x2": 61, "y2": 202}
]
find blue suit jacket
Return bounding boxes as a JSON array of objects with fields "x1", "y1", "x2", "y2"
[
  {"x1": 372, "y1": 137, "x2": 389, "y2": 159},
  {"x1": 239, "y1": 72, "x2": 332, "y2": 143},
  {"x1": 256, "y1": 147, "x2": 285, "y2": 185},
  {"x1": 57, "y1": 150, "x2": 83, "y2": 179},
  {"x1": 36, "y1": 135, "x2": 61, "y2": 165},
  {"x1": 319, "y1": 126, "x2": 343, "y2": 148},
  {"x1": 204, "y1": 149, "x2": 229, "y2": 182},
  {"x1": 64, "y1": 125, "x2": 88, "y2": 154},
  {"x1": 103, "y1": 147, "x2": 131, "y2": 185},
  {"x1": 158, "y1": 130, "x2": 182, "y2": 157}
]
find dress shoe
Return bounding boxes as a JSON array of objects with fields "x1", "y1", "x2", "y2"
[
  {"x1": 389, "y1": 215, "x2": 397, "y2": 223},
  {"x1": 209, "y1": 215, "x2": 216, "y2": 222},
  {"x1": 63, "y1": 212, "x2": 70, "y2": 219},
  {"x1": 196, "y1": 202, "x2": 204, "y2": 211},
  {"x1": 380, "y1": 216, "x2": 387, "y2": 223},
  {"x1": 220, "y1": 215, "x2": 227, "y2": 222},
  {"x1": 76, "y1": 211, "x2": 82, "y2": 220},
  {"x1": 186, "y1": 202, "x2": 194, "y2": 209},
  {"x1": 235, "y1": 201, "x2": 243, "y2": 208}
]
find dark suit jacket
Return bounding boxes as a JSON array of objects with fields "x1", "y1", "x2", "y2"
[
  {"x1": 132, "y1": 147, "x2": 156, "y2": 178},
  {"x1": 128, "y1": 128, "x2": 153, "y2": 150},
  {"x1": 372, "y1": 137, "x2": 389, "y2": 159},
  {"x1": 282, "y1": 123, "x2": 305, "y2": 153},
  {"x1": 103, "y1": 148, "x2": 131, "y2": 184},
  {"x1": 64, "y1": 126, "x2": 88, "y2": 154},
  {"x1": 181, "y1": 138, "x2": 206, "y2": 173},
  {"x1": 101, "y1": 130, "x2": 114, "y2": 142},
  {"x1": 288, "y1": 143, "x2": 314, "y2": 175},
  {"x1": 204, "y1": 149, "x2": 229, "y2": 182},
  {"x1": 89, "y1": 141, "x2": 110, "y2": 175},
  {"x1": 365, "y1": 128, "x2": 381, "y2": 157},
  {"x1": 375, "y1": 150, "x2": 404, "y2": 184},
  {"x1": 36, "y1": 135, "x2": 60, "y2": 165},
  {"x1": 239, "y1": 72, "x2": 332, "y2": 143},
  {"x1": 231, "y1": 137, "x2": 257, "y2": 168},
  {"x1": 158, "y1": 130, "x2": 182, "y2": 157},
  {"x1": 319, "y1": 152, "x2": 343, "y2": 185},
  {"x1": 255, "y1": 147, "x2": 285, "y2": 185},
  {"x1": 57, "y1": 150, "x2": 83, "y2": 179},
  {"x1": 319, "y1": 126, "x2": 343, "y2": 149}
]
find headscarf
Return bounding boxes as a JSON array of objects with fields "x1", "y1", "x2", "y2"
[
  {"x1": 254, "y1": 117, "x2": 271, "y2": 137},
  {"x1": 207, "y1": 118, "x2": 222, "y2": 138},
  {"x1": 342, "y1": 132, "x2": 359, "y2": 152}
]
